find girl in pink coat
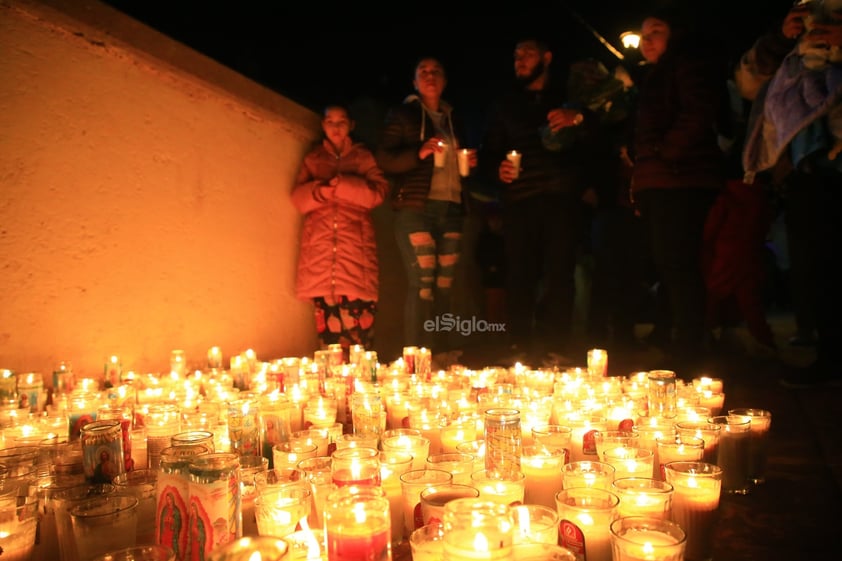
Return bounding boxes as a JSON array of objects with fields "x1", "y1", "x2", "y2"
[{"x1": 291, "y1": 105, "x2": 389, "y2": 358}]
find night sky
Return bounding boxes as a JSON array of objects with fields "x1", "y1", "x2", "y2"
[{"x1": 101, "y1": 0, "x2": 797, "y2": 143}]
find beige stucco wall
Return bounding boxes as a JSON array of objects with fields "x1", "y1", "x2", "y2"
[{"x1": 0, "y1": 0, "x2": 328, "y2": 380}]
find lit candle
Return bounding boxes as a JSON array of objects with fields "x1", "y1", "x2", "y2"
[
  {"x1": 520, "y1": 446, "x2": 565, "y2": 510},
  {"x1": 662, "y1": 461, "x2": 722, "y2": 561},
  {"x1": 207, "y1": 346, "x2": 223, "y2": 369},
  {"x1": 380, "y1": 450, "x2": 414, "y2": 545},
  {"x1": 440, "y1": 421, "x2": 478, "y2": 454},
  {"x1": 331, "y1": 453, "x2": 381, "y2": 487},
  {"x1": 655, "y1": 436, "x2": 704, "y2": 480},
  {"x1": 560, "y1": 414, "x2": 606, "y2": 463},
  {"x1": 254, "y1": 485, "x2": 312, "y2": 539},
  {"x1": 609, "y1": 517, "x2": 687, "y2": 561},
  {"x1": 587, "y1": 348, "x2": 608, "y2": 377},
  {"x1": 612, "y1": 478, "x2": 674, "y2": 520},
  {"x1": 602, "y1": 447, "x2": 655, "y2": 480},
  {"x1": 561, "y1": 460, "x2": 615, "y2": 490},
  {"x1": 556, "y1": 487, "x2": 619, "y2": 561},
  {"x1": 469, "y1": 469, "x2": 525, "y2": 506},
  {"x1": 442, "y1": 498, "x2": 514, "y2": 561},
  {"x1": 325, "y1": 487, "x2": 391, "y2": 561},
  {"x1": 511, "y1": 504, "x2": 559, "y2": 545}
]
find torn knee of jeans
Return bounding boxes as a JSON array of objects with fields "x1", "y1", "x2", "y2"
[
  {"x1": 409, "y1": 231, "x2": 435, "y2": 247},
  {"x1": 436, "y1": 276, "x2": 454, "y2": 290},
  {"x1": 417, "y1": 255, "x2": 437, "y2": 270},
  {"x1": 419, "y1": 287, "x2": 434, "y2": 301}
]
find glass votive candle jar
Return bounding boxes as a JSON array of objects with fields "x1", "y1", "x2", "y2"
[
  {"x1": 283, "y1": 528, "x2": 326, "y2": 561},
  {"x1": 602, "y1": 447, "x2": 655, "y2": 480},
  {"x1": 145, "y1": 403, "x2": 181, "y2": 470},
  {"x1": 440, "y1": 421, "x2": 479, "y2": 454},
  {"x1": 227, "y1": 396, "x2": 261, "y2": 457},
  {"x1": 556, "y1": 415, "x2": 606, "y2": 463},
  {"x1": 419, "y1": 483, "x2": 480, "y2": 528},
  {"x1": 609, "y1": 516, "x2": 686, "y2": 561},
  {"x1": 587, "y1": 348, "x2": 608, "y2": 377},
  {"x1": 238, "y1": 455, "x2": 269, "y2": 537},
  {"x1": 331, "y1": 447, "x2": 381, "y2": 487},
  {"x1": 380, "y1": 450, "x2": 414, "y2": 545},
  {"x1": 561, "y1": 460, "x2": 615, "y2": 490},
  {"x1": 728, "y1": 407, "x2": 773, "y2": 485},
  {"x1": 303, "y1": 396, "x2": 338, "y2": 429},
  {"x1": 511, "y1": 503, "x2": 560, "y2": 545},
  {"x1": 334, "y1": 433, "x2": 379, "y2": 451},
  {"x1": 662, "y1": 461, "x2": 722, "y2": 561},
  {"x1": 206, "y1": 536, "x2": 289, "y2": 561},
  {"x1": 324, "y1": 486, "x2": 391, "y2": 561},
  {"x1": 455, "y1": 439, "x2": 486, "y2": 473},
  {"x1": 655, "y1": 435, "x2": 705, "y2": 480},
  {"x1": 409, "y1": 522, "x2": 445, "y2": 561},
  {"x1": 593, "y1": 429, "x2": 640, "y2": 462},
  {"x1": 469, "y1": 468, "x2": 526, "y2": 506},
  {"x1": 708, "y1": 415, "x2": 751, "y2": 494},
  {"x1": 425, "y1": 452, "x2": 475, "y2": 486},
  {"x1": 520, "y1": 445, "x2": 566, "y2": 510},
  {"x1": 442, "y1": 498, "x2": 514, "y2": 561},
  {"x1": 291, "y1": 428, "x2": 331, "y2": 457},
  {"x1": 611, "y1": 477, "x2": 674, "y2": 520},
  {"x1": 171, "y1": 430, "x2": 215, "y2": 450},
  {"x1": 399, "y1": 468, "x2": 453, "y2": 540},
  {"x1": 273, "y1": 441, "x2": 318, "y2": 472},
  {"x1": 382, "y1": 434, "x2": 430, "y2": 471},
  {"x1": 675, "y1": 421, "x2": 722, "y2": 465},
  {"x1": 254, "y1": 484, "x2": 312, "y2": 538},
  {"x1": 295, "y1": 455, "x2": 334, "y2": 530},
  {"x1": 531, "y1": 424, "x2": 572, "y2": 460},
  {"x1": 555, "y1": 487, "x2": 619, "y2": 561}
]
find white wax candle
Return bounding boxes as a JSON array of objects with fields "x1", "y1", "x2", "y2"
[{"x1": 521, "y1": 453, "x2": 564, "y2": 509}]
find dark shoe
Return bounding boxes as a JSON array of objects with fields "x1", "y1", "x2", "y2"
[{"x1": 779, "y1": 362, "x2": 842, "y2": 389}]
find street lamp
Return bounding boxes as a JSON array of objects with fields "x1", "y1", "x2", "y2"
[{"x1": 620, "y1": 31, "x2": 641, "y2": 49}]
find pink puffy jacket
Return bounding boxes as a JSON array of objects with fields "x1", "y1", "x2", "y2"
[{"x1": 291, "y1": 138, "x2": 389, "y2": 302}]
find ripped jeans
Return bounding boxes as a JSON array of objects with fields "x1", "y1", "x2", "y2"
[{"x1": 393, "y1": 200, "x2": 464, "y2": 350}]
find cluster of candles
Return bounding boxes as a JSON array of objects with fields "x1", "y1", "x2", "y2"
[{"x1": 0, "y1": 345, "x2": 771, "y2": 561}]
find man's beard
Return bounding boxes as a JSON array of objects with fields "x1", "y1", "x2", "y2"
[{"x1": 517, "y1": 60, "x2": 546, "y2": 85}]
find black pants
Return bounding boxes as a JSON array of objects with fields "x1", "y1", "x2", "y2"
[
  {"x1": 503, "y1": 192, "x2": 583, "y2": 348},
  {"x1": 635, "y1": 188, "x2": 719, "y2": 357},
  {"x1": 793, "y1": 170, "x2": 842, "y2": 370}
]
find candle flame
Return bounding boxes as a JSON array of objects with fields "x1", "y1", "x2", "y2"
[
  {"x1": 473, "y1": 531, "x2": 490, "y2": 551},
  {"x1": 352, "y1": 502, "x2": 367, "y2": 524}
]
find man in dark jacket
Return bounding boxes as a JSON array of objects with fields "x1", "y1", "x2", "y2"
[{"x1": 480, "y1": 37, "x2": 599, "y2": 361}]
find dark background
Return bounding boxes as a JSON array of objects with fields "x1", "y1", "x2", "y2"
[{"x1": 100, "y1": 0, "x2": 797, "y2": 147}]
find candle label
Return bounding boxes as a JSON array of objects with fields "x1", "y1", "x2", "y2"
[
  {"x1": 156, "y1": 482, "x2": 189, "y2": 559},
  {"x1": 188, "y1": 474, "x2": 240, "y2": 559},
  {"x1": 228, "y1": 402, "x2": 261, "y2": 456},
  {"x1": 559, "y1": 519, "x2": 587, "y2": 561},
  {"x1": 582, "y1": 429, "x2": 598, "y2": 456}
]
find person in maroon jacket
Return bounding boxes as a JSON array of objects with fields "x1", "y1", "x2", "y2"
[{"x1": 630, "y1": 8, "x2": 729, "y2": 371}]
